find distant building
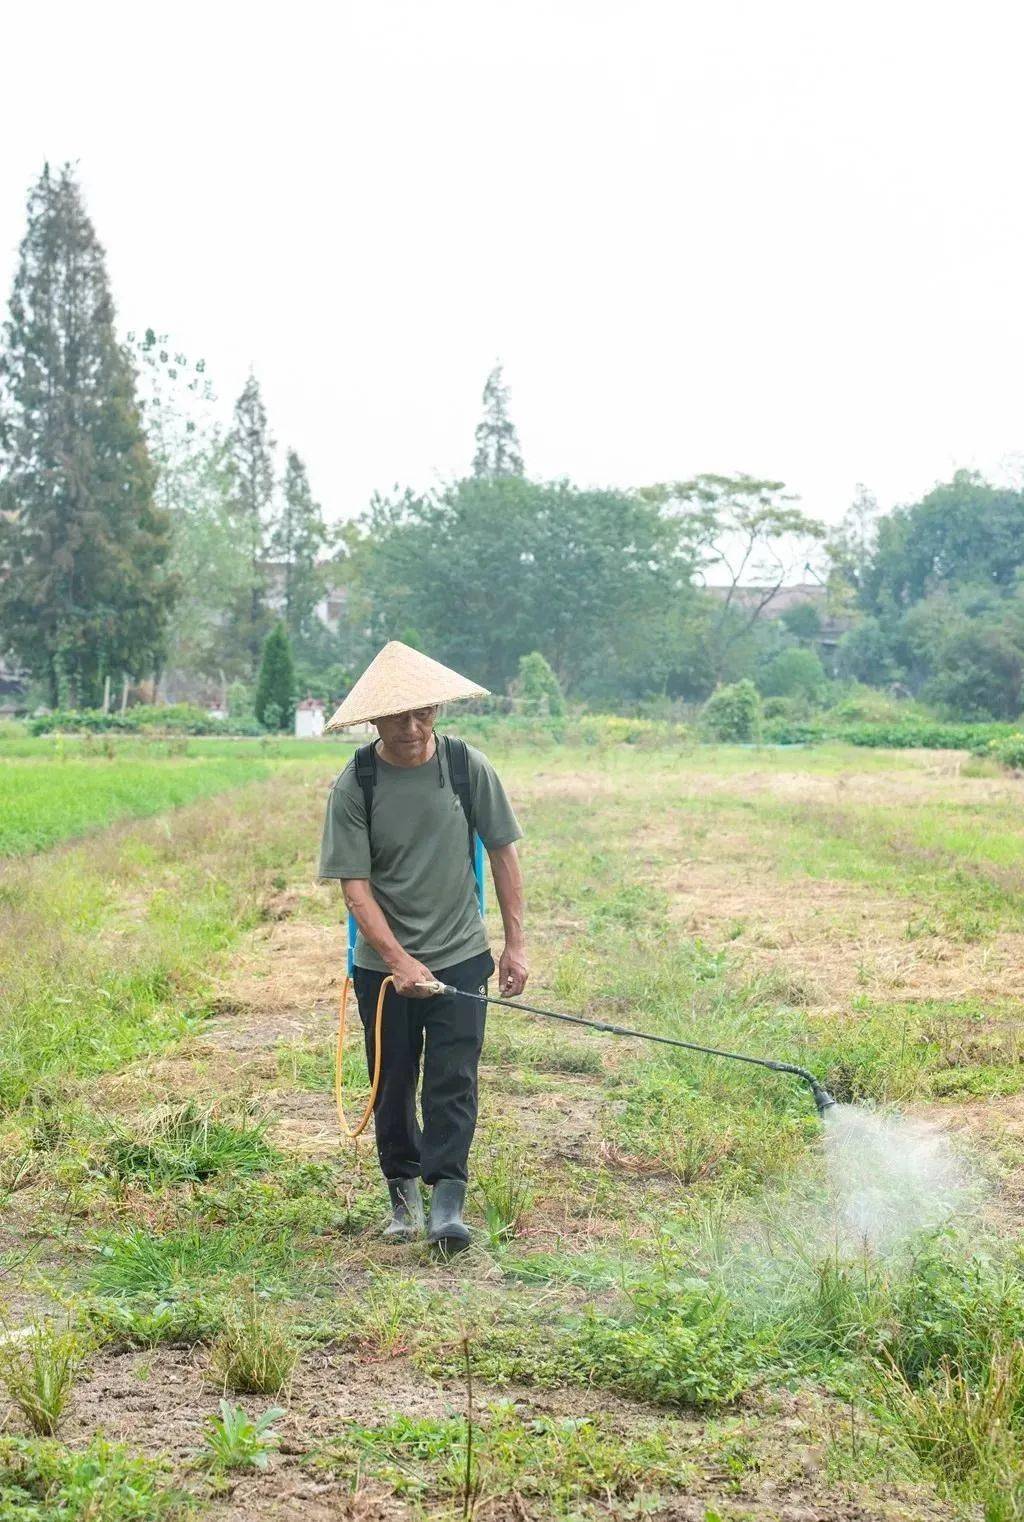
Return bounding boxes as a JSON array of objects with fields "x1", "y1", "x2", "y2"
[
  {"x1": 295, "y1": 696, "x2": 326, "y2": 738},
  {"x1": 260, "y1": 560, "x2": 349, "y2": 634}
]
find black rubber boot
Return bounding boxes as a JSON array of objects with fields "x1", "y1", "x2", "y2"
[
  {"x1": 383, "y1": 1178, "x2": 425, "y2": 1241},
  {"x1": 427, "y1": 1179, "x2": 471, "y2": 1252}
]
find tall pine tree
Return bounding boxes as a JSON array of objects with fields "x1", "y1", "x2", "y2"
[
  {"x1": 472, "y1": 363, "x2": 524, "y2": 479},
  {"x1": 0, "y1": 164, "x2": 176, "y2": 707},
  {"x1": 254, "y1": 621, "x2": 295, "y2": 731},
  {"x1": 271, "y1": 449, "x2": 328, "y2": 646},
  {"x1": 227, "y1": 374, "x2": 275, "y2": 670}
]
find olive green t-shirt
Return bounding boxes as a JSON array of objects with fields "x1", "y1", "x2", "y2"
[{"x1": 317, "y1": 737, "x2": 523, "y2": 973}]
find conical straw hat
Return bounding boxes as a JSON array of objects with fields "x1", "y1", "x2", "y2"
[{"x1": 324, "y1": 641, "x2": 490, "y2": 731}]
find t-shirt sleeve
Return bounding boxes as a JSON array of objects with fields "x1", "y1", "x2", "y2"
[
  {"x1": 317, "y1": 770, "x2": 372, "y2": 879},
  {"x1": 469, "y1": 748, "x2": 523, "y2": 850}
]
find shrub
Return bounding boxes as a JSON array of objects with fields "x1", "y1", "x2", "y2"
[
  {"x1": 515, "y1": 651, "x2": 565, "y2": 717},
  {"x1": 27, "y1": 704, "x2": 263, "y2": 737},
  {"x1": 989, "y1": 732, "x2": 1024, "y2": 771},
  {"x1": 699, "y1": 680, "x2": 762, "y2": 743},
  {"x1": 757, "y1": 648, "x2": 827, "y2": 702}
]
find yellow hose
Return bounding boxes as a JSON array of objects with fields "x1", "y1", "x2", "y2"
[{"x1": 335, "y1": 972, "x2": 393, "y2": 1138}]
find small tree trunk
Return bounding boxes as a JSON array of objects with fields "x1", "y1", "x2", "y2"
[
  {"x1": 120, "y1": 675, "x2": 129, "y2": 713},
  {"x1": 102, "y1": 674, "x2": 111, "y2": 713}
]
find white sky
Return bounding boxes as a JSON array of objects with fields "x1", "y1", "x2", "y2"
[{"x1": 3, "y1": 0, "x2": 1024, "y2": 534}]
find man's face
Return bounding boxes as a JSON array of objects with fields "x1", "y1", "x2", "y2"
[{"x1": 375, "y1": 705, "x2": 438, "y2": 753}]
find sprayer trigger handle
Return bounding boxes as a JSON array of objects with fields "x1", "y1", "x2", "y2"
[{"x1": 414, "y1": 980, "x2": 446, "y2": 995}]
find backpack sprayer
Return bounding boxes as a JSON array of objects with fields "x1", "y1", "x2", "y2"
[{"x1": 334, "y1": 972, "x2": 838, "y2": 1138}]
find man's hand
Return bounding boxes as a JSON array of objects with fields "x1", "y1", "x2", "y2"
[
  {"x1": 390, "y1": 954, "x2": 439, "y2": 998},
  {"x1": 498, "y1": 942, "x2": 528, "y2": 998}
]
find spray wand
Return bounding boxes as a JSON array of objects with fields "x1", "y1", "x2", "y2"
[{"x1": 417, "y1": 981, "x2": 838, "y2": 1118}]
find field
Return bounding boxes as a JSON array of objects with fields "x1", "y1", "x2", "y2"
[{"x1": 0, "y1": 733, "x2": 1022, "y2": 1520}]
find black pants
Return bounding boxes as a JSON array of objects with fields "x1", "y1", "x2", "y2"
[{"x1": 352, "y1": 949, "x2": 494, "y2": 1186}]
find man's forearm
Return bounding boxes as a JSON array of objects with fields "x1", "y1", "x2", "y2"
[
  {"x1": 488, "y1": 844, "x2": 525, "y2": 946},
  {"x1": 341, "y1": 879, "x2": 408, "y2": 970}
]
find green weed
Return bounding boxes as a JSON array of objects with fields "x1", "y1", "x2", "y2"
[
  {"x1": 210, "y1": 1293, "x2": 298, "y2": 1396},
  {"x1": 473, "y1": 1132, "x2": 536, "y2": 1245},
  {"x1": 0, "y1": 1322, "x2": 90, "y2": 1436},
  {"x1": 103, "y1": 1102, "x2": 278, "y2": 1187},
  {"x1": 81, "y1": 1296, "x2": 217, "y2": 1349},
  {"x1": 877, "y1": 1342, "x2": 1024, "y2": 1502},
  {"x1": 88, "y1": 1224, "x2": 298, "y2": 1300},
  {"x1": 201, "y1": 1399, "x2": 284, "y2": 1471},
  {"x1": 317, "y1": 1404, "x2": 698, "y2": 1510},
  {"x1": 0, "y1": 1434, "x2": 185, "y2": 1520}
]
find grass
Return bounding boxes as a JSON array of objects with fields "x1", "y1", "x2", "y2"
[
  {"x1": 0, "y1": 769, "x2": 327, "y2": 1112},
  {"x1": 472, "y1": 1128, "x2": 536, "y2": 1245},
  {"x1": 210, "y1": 1291, "x2": 298, "y2": 1395},
  {"x1": 0, "y1": 754, "x2": 276, "y2": 857},
  {"x1": 102, "y1": 1102, "x2": 278, "y2": 1187},
  {"x1": 3, "y1": 738, "x2": 1024, "y2": 1518},
  {"x1": 0, "y1": 1435, "x2": 185, "y2": 1520},
  {"x1": 88, "y1": 1223, "x2": 300, "y2": 1300},
  {"x1": 0, "y1": 1322, "x2": 90, "y2": 1435}
]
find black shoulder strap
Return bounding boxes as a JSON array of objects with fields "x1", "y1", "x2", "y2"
[
  {"x1": 443, "y1": 734, "x2": 476, "y2": 866},
  {"x1": 353, "y1": 742, "x2": 377, "y2": 851}
]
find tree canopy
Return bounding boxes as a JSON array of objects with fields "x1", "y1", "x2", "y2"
[{"x1": 0, "y1": 164, "x2": 176, "y2": 708}]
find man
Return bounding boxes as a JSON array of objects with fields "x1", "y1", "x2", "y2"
[{"x1": 317, "y1": 640, "x2": 527, "y2": 1251}]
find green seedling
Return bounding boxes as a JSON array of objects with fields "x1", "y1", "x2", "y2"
[{"x1": 202, "y1": 1400, "x2": 284, "y2": 1471}]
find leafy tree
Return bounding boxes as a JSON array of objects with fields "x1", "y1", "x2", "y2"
[
  {"x1": 356, "y1": 476, "x2": 691, "y2": 694},
  {"x1": 127, "y1": 331, "x2": 255, "y2": 691},
  {"x1": 641, "y1": 474, "x2": 826, "y2": 679},
  {"x1": 860, "y1": 471, "x2": 1024, "y2": 614},
  {"x1": 271, "y1": 450, "x2": 328, "y2": 647},
  {"x1": 836, "y1": 616, "x2": 899, "y2": 685},
  {"x1": 779, "y1": 601, "x2": 822, "y2": 641},
  {"x1": 757, "y1": 647, "x2": 827, "y2": 702},
  {"x1": 228, "y1": 375, "x2": 276, "y2": 669},
  {"x1": 254, "y1": 622, "x2": 295, "y2": 731},
  {"x1": 472, "y1": 363, "x2": 523, "y2": 479},
  {"x1": 826, "y1": 483, "x2": 882, "y2": 608},
  {"x1": 700, "y1": 679, "x2": 762, "y2": 742},
  {"x1": 0, "y1": 164, "x2": 177, "y2": 707},
  {"x1": 925, "y1": 622, "x2": 1024, "y2": 720},
  {"x1": 515, "y1": 651, "x2": 565, "y2": 715}
]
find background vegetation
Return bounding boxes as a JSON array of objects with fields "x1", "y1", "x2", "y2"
[{"x1": 4, "y1": 166, "x2": 1024, "y2": 742}]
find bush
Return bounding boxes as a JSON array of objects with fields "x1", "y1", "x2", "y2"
[
  {"x1": 575, "y1": 715, "x2": 687, "y2": 748},
  {"x1": 757, "y1": 648, "x2": 828, "y2": 702},
  {"x1": 28, "y1": 704, "x2": 263, "y2": 737},
  {"x1": 515, "y1": 651, "x2": 565, "y2": 717},
  {"x1": 826, "y1": 684, "x2": 918, "y2": 724},
  {"x1": 699, "y1": 680, "x2": 762, "y2": 743},
  {"x1": 989, "y1": 732, "x2": 1024, "y2": 771}
]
